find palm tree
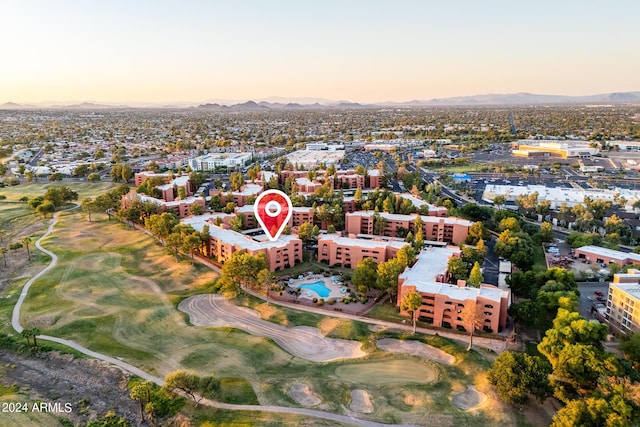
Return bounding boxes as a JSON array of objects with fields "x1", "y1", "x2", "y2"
[
  {"x1": 0, "y1": 247, "x2": 7, "y2": 267},
  {"x1": 22, "y1": 236, "x2": 32, "y2": 261},
  {"x1": 21, "y1": 329, "x2": 33, "y2": 350},
  {"x1": 30, "y1": 327, "x2": 41, "y2": 350}
]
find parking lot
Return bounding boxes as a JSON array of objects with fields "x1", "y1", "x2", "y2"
[{"x1": 578, "y1": 282, "x2": 610, "y2": 321}]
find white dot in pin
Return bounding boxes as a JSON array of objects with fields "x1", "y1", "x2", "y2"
[{"x1": 265, "y1": 200, "x2": 281, "y2": 217}]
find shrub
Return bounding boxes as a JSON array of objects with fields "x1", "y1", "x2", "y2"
[
  {"x1": 317, "y1": 299, "x2": 324, "y2": 306},
  {"x1": 326, "y1": 298, "x2": 336, "y2": 305},
  {"x1": 312, "y1": 298, "x2": 318, "y2": 303}
]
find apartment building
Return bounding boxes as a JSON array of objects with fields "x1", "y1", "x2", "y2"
[
  {"x1": 606, "y1": 270, "x2": 640, "y2": 335},
  {"x1": 335, "y1": 172, "x2": 365, "y2": 189},
  {"x1": 158, "y1": 175, "x2": 192, "y2": 202},
  {"x1": 398, "y1": 193, "x2": 448, "y2": 217},
  {"x1": 234, "y1": 205, "x2": 314, "y2": 229},
  {"x1": 345, "y1": 212, "x2": 472, "y2": 244},
  {"x1": 210, "y1": 183, "x2": 264, "y2": 207},
  {"x1": 209, "y1": 227, "x2": 302, "y2": 271},
  {"x1": 317, "y1": 234, "x2": 409, "y2": 267},
  {"x1": 295, "y1": 177, "x2": 323, "y2": 193},
  {"x1": 398, "y1": 247, "x2": 510, "y2": 333},
  {"x1": 121, "y1": 192, "x2": 206, "y2": 218}
]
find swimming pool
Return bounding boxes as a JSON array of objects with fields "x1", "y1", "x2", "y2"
[{"x1": 299, "y1": 281, "x2": 331, "y2": 298}]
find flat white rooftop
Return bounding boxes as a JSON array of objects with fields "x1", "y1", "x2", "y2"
[
  {"x1": 237, "y1": 183, "x2": 263, "y2": 196},
  {"x1": 158, "y1": 175, "x2": 190, "y2": 191},
  {"x1": 400, "y1": 247, "x2": 508, "y2": 303},
  {"x1": 286, "y1": 149, "x2": 345, "y2": 166},
  {"x1": 577, "y1": 245, "x2": 640, "y2": 263},
  {"x1": 483, "y1": 184, "x2": 640, "y2": 209},
  {"x1": 319, "y1": 234, "x2": 409, "y2": 250},
  {"x1": 182, "y1": 218, "x2": 300, "y2": 250},
  {"x1": 182, "y1": 213, "x2": 234, "y2": 231},
  {"x1": 347, "y1": 211, "x2": 472, "y2": 226},
  {"x1": 399, "y1": 193, "x2": 447, "y2": 212}
]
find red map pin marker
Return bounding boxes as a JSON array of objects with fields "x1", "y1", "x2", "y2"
[{"x1": 254, "y1": 189, "x2": 293, "y2": 241}]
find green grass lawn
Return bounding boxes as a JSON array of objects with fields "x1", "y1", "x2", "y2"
[
  {"x1": 11, "y1": 210, "x2": 518, "y2": 426},
  {"x1": 0, "y1": 204, "x2": 44, "y2": 242},
  {"x1": 366, "y1": 302, "x2": 404, "y2": 323},
  {"x1": 0, "y1": 181, "x2": 117, "y2": 202}
]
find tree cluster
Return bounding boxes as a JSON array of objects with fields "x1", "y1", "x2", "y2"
[{"x1": 507, "y1": 267, "x2": 578, "y2": 331}]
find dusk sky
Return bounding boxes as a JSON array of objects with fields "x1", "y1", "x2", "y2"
[{"x1": 1, "y1": 0, "x2": 639, "y2": 104}]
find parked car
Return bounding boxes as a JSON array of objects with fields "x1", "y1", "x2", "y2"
[
  {"x1": 595, "y1": 291, "x2": 604, "y2": 297},
  {"x1": 597, "y1": 296, "x2": 606, "y2": 302}
]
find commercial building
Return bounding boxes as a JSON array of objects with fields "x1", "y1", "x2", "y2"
[
  {"x1": 398, "y1": 247, "x2": 510, "y2": 333},
  {"x1": 184, "y1": 216, "x2": 303, "y2": 271},
  {"x1": 188, "y1": 153, "x2": 253, "y2": 171},
  {"x1": 511, "y1": 140, "x2": 599, "y2": 158},
  {"x1": 285, "y1": 147, "x2": 345, "y2": 168},
  {"x1": 317, "y1": 234, "x2": 409, "y2": 267},
  {"x1": 606, "y1": 270, "x2": 640, "y2": 335},
  {"x1": 482, "y1": 184, "x2": 640, "y2": 210},
  {"x1": 345, "y1": 212, "x2": 472, "y2": 244},
  {"x1": 574, "y1": 245, "x2": 640, "y2": 267}
]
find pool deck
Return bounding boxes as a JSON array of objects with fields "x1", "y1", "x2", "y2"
[{"x1": 290, "y1": 275, "x2": 348, "y2": 300}]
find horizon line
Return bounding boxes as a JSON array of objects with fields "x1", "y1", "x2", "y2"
[{"x1": 2, "y1": 89, "x2": 640, "y2": 108}]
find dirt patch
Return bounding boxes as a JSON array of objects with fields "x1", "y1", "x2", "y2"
[
  {"x1": 253, "y1": 302, "x2": 281, "y2": 321},
  {"x1": 349, "y1": 389, "x2": 373, "y2": 413},
  {"x1": 376, "y1": 338, "x2": 455, "y2": 365},
  {"x1": 452, "y1": 386, "x2": 487, "y2": 410},
  {"x1": 288, "y1": 382, "x2": 321, "y2": 407},
  {"x1": 317, "y1": 317, "x2": 343, "y2": 335},
  {"x1": 0, "y1": 350, "x2": 142, "y2": 426},
  {"x1": 179, "y1": 294, "x2": 366, "y2": 362}
]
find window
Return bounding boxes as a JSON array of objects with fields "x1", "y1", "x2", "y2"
[{"x1": 484, "y1": 304, "x2": 494, "y2": 309}]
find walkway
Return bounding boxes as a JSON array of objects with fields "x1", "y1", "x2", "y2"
[{"x1": 9, "y1": 207, "x2": 426, "y2": 427}]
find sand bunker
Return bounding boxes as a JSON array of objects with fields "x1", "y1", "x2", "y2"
[
  {"x1": 376, "y1": 338, "x2": 455, "y2": 365},
  {"x1": 289, "y1": 382, "x2": 322, "y2": 406},
  {"x1": 350, "y1": 389, "x2": 373, "y2": 413},
  {"x1": 452, "y1": 386, "x2": 487, "y2": 410},
  {"x1": 179, "y1": 294, "x2": 366, "y2": 362}
]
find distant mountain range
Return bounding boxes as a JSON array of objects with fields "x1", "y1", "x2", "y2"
[
  {"x1": 385, "y1": 91, "x2": 640, "y2": 106},
  {"x1": 2, "y1": 91, "x2": 640, "y2": 110}
]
